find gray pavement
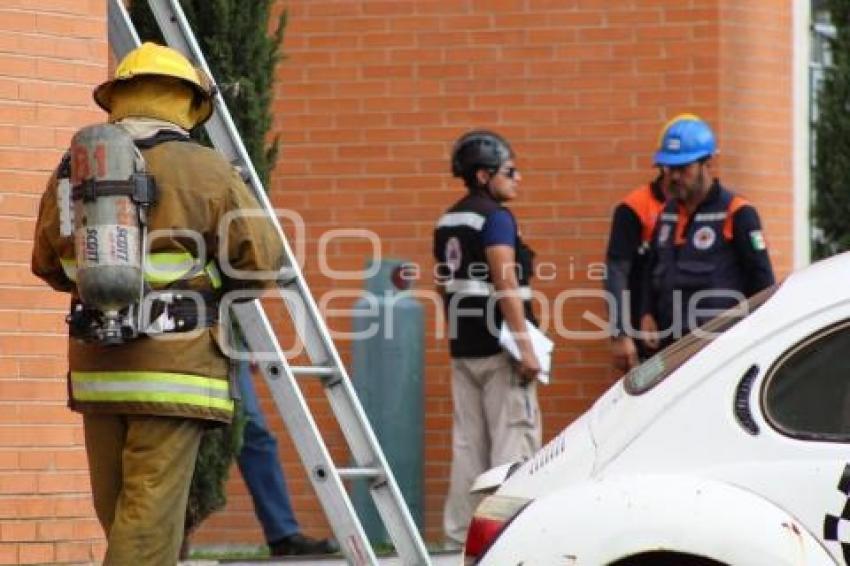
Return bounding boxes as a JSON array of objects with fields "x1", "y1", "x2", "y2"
[{"x1": 181, "y1": 551, "x2": 462, "y2": 565}]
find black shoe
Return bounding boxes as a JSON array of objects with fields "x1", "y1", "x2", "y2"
[{"x1": 269, "y1": 533, "x2": 339, "y2": 556}]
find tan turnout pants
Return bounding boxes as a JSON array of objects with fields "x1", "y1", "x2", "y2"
[
  {"x1": 83, "y1": 414, "x2": 204, "y2": 566},
  {"x1": 443, "y1": 352, "x2": 542, "y2": 546}
]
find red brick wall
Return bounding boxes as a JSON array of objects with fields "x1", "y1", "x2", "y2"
[
  {"x1": 4, "y1": 0, "x2": 796, "y2": 557},
  {"x1": 0, "y1": 2, "x2": 107, "y2": 564},
  {"x1": 718, "y1": 0, "x2": 794, "y2": 276},
  {"x1": 193, "y1": 0, "x2": 795, "y2": 548}
]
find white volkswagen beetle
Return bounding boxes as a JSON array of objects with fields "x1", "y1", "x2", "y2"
[{"x1": 465, "y1": 252, "x2": 850, "y2": 566}]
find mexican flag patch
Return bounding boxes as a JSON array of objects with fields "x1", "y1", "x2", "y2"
[{"x1": 749, "y1": 230, "x2": 766, "y2": 251}]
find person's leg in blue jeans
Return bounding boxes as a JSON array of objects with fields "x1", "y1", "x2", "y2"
[{"x1": 237, "y1": 360, "x2": 337, "y2": 556}]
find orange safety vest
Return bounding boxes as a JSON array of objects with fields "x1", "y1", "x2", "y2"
[{"x1": 621, "y1": 183, "x2": 666, "y2": 244}]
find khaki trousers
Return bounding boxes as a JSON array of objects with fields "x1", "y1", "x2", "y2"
[
  {"x1": 83, "y1": 414, "x2": 204, "y2": 566},
  {"x1": 443, "y1": 352, "x2": 542, "y2": 545}
]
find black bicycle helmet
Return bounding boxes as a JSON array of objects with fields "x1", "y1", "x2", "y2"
[{"x1": 451, "y1": 130, "x2": 514, "y2": 183}]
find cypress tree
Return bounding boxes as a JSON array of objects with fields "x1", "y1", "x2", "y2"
[
  {"x1": 813, "y1": 0, "x2": 850, "y2": 258},
  {"x1": 128, "y1": 0, "x2": 286, "y2": 541}
]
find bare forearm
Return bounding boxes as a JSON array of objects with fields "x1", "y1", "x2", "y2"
[
  {"x1": 487, "y1": 245, "x2": 531, "y2": 349},
  {"x1": 486, "y1": 244, "x2": 540, "y2": 381}
]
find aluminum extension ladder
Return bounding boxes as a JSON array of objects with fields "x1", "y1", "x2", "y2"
[{"x1": 107, "y1": 1, "x2": 432, "y2": 564}]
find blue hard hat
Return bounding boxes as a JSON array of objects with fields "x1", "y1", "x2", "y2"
[{"x1": 654, "y1": 115, "x2": 716, "y2": 166}]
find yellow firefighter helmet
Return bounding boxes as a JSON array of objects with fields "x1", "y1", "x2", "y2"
[{"x1": 93, "y1": 42, "x2": 214, "y2": 128}]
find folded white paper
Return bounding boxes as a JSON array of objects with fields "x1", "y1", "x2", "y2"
[{"x1": 498, "y1": 321, "x2": 554, "y2": 384}]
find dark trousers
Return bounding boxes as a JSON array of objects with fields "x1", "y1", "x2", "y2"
[{"x1": 237, "y1": 361, "x2": 300, "y2": 543}]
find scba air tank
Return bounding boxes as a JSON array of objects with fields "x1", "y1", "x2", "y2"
[{"x1": 70, "y1": 124, "x2": 146, "y2": 341}]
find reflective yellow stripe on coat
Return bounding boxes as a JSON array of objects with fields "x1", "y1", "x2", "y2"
[
  {"x1": 60, "y1": 252, "x2": 222, "y2": 289},
  {"x1": 71, "y1": 370, "x2": 233, "y2": 414}
]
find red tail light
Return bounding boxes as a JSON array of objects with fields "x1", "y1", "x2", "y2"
[{"x1": 464, "y1": 494, "x2": 531, "y2": 564}]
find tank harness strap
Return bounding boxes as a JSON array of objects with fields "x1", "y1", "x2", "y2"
[
  {"x1": 143, "y1": 289, "x2": 219, "y2": 334},
  {"x1": 68, "y1": 290, "x2": 219, "y2": 341},
  {"x1": 134, "y1": 130, "x2": 194, "y2": 149},
  {"x1": 71, "y1": 177, "x2": 158, "y2": 206},
  {"x1": 58, "y1": 152, "x2": 71, "y2": 178},
  {"x1": 68, "y1": 129, "x2": 193, "y2": 203}
]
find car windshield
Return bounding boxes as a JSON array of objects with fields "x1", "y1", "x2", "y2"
[{"x1": 625, "y1": 285, "x2": 779, "y2": 395}]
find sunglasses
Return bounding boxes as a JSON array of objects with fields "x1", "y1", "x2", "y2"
[{"x1": 500, "y1": 167, "x2": 519, "y2": 179}]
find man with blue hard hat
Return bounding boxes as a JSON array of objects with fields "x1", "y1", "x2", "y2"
[
  {"x1": 640, "y1": 114, "x2": 775, "y2": 351},
  {"x1": 604, "y1": 117, "x2": 694, "y2": 372}
]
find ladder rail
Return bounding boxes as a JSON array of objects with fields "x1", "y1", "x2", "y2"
[
  {"x1": 142, "y1": 0, "x2": 331, "y2": 365},
  {"x1": 108, "y1": 2, "x2": 433, "y2": 564},
  {"x1": 232, "y1": 300, "x2": 378, "y2": 566},
  {"x1": 106, "y1": 0, "x2": 140, "y2": 58}
]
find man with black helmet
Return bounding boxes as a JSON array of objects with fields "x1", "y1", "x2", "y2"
[{"x1": 433, "y1": 130, "x2": 543, "y2": 547}]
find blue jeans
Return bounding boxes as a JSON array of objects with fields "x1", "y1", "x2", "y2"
[{"x1": 237, "y1": 361, "x2": 300, "y2": 543}]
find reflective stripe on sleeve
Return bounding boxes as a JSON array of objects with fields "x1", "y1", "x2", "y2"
[
  {"x1": 204, "y1": 261, "x2": 222, "y2": 289},
  {"x1": 60, "y1": 254, "x2": 221, "y2": 289},
  {"x1": 60, "y1": 257, "x2": 76, "y2": 281},
  {"x1": 144, "y1": 252, "x2": 202, "y2": 285}
]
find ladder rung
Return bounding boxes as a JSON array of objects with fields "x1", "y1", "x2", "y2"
[
  {"x1": 337, "y1": 467, "x2": 384, "y2": 480},
  {"x1": 276, "y1": 266, "x2": 299, "y2": 285},
  {"x1": 290, "y1": 366, "x2": 336, "y2": 377}
]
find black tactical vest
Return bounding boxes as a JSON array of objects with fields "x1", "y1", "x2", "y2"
[
  {"x1": 651, "y1": 184, "x2": 746, "y2": 342},
  {"x1": 433, "y1": 192, "x2": 536, "y2": 358}
]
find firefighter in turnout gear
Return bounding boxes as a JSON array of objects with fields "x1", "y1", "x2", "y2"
[
  {"x1": 433, "y1": 130, "x2": 543, "y2": 547},
  {"x1": 642, "y1": 115, "x2": 775, "y2": 351},
  {"x1": 31, "y1": 42, "x2": 282, "y2": 565}
]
